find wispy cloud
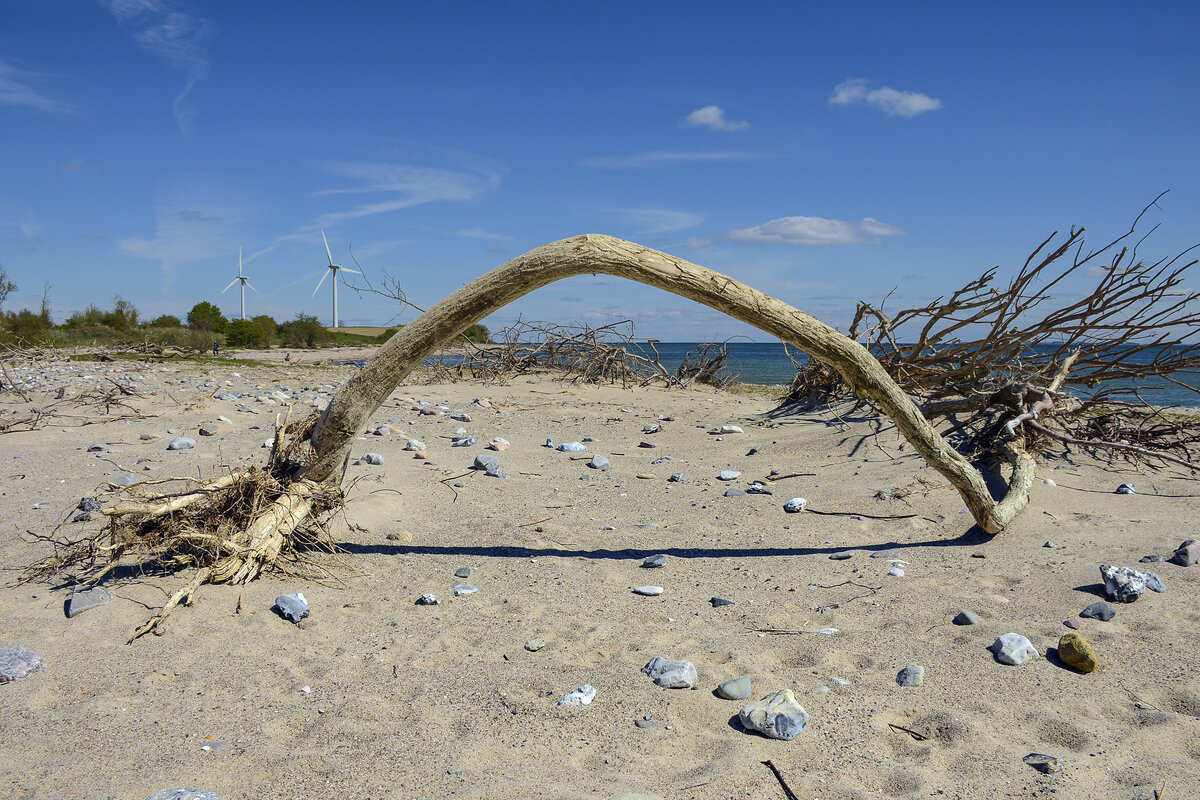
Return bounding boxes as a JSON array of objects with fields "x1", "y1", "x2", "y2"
[
  {"x1": 118, "y1": 195, "x2": 245, "y2": 291},
  {"x1": 728, "y1": 215, "x2": 909, "y2": 246},
  {"x1": 455, "y1": 227, "x2": 512, "y2": 241},
  {"x1": 829, "y1": 79, "x2": 942, "y2": 117},
  {"x1": 0, "y1": 57, "x2": 74, "y2": 114},
  {"x1": 580, "y1": 151, "x2": 755, "y2": 169},
  {"x1": 312, "y1": 162, "x2": 501, "y2": 225},
  {"x1": 683, "y1": 105, "x2": 749, "y2": 132},
  {"x1": 59, "y1": 157, "x2": 101, "y2": 174},
  {"x1": 599, "y1": 208, "x2": 703, "y2": 234},
  {"x1": 100, "y1": 0, "x2": 214, "y2": 132}
]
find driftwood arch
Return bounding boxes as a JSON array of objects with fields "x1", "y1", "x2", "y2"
[
  {"x1": 308, "y1": 234, "x2": 1033, "y2": 528},
  {"x1": 85, "y1": 234, "x2": 1037, "y2": 638}
]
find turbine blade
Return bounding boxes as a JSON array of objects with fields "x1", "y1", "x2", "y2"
[
  {"x1": 239, "y1": 247, "x2": 243, "y2": 276},
  {"x1": 313, "y1": 268, "x2": 330, "y2": 296},
  {"x1": 339, "y1": 266, "x2": 361, "y2": 275},
  {"x1": 221, "y1": 278, "x2": 239, "y2": 293},
  {"x1": 244, "y1": 281, "x2": 258, "y2": 293},
  {"x1": 322, "y1": 229, "x2": 335, "y2": 266}
]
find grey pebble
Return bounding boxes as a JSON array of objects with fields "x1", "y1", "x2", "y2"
[
  {"x1": 1115, "y1": 483, "x2": 1136, "y2": 494},
  {"x1": 638, "y1": 440, "x2": 657, "y2": 448},
  {"x1": 716, "y1": 676, "x2": 752, "y2": 700},
  {"x1": 415, "y1": 594, "x2": 439, "y2": 606},
  {"x1": 1022, "y1": 753, "x2": 1061, "y2": 774},
  {"x1": 990, "y1": 633, "x2": 1039, "y2": 665},
  {"x1": 724, "y1": 488, "x2": 747, "y2": 497},
  {"x1": 634, "y1": 718, "x2": 670, "y2": 730},
  {"x1": 641, "y1": 656, "x2": 697, "y2": 688},
  {"x1": 274, "y1": 592, "x2": 309, "y2": 623},
  {"x1": 453, "y1": 584, "x2": 480, "y2": 596},
  {"x1": 710, "y1": 597, "x2": 735, "y2": 607},
  {"x1": 144, "y1": 790, "x2": 223, "y2": 800},
  {"x1": 167, "y1": 436, "x2": 196, "y2": 451},
  {"x1": 588, "y1": 455, "x2": 610, "y2": 471},
  {"x1": 1139, "y1": 554, "x2": 1166, "y2": 563},
  {"x1": 952, "y1": 611, "x2": 980, "y2": 626},
  {"x1": 633, "y1": 585, "x2": 664, "y2": 596},
  {"x1": 67, "y1": 585, "x2": 113, "y2": 618},
  {"x1": 717, "y1": 470, "x2": 741, "y2": 481},
  {"x1": 473, "y1": 454, "x2": 500, "y2": 472},
  {"x1": 1080, "y1": 601, "x2": 1116, "y2": 621},
  {"x1": 198, "y1": 423, "x2": 218, "y2": 436},
  {"x1": 896, "y1": 665, "x2": 924, "y2": 687},
  {"x1": 454, "y1": 567, "x2": 472, "y2": 579},
  {"x1": 524, "y1": 638, "x2": 545, "y2": 652},
  {"x1": 829, "y1": 550, "x2": 854, "y2": 560},
  {"x1": 0, "y1": 646, "x2": 47, "y2": 683},
  {"x1": 668, "y1": 473, "x2": 685, "y2": 482},
  {"x1": 451, "y1": 437, "x2": 477, "y2": 447},
  {"x1": 361, "y1": 452, "x2": 385, "y2": 465},
  {"x1": 642, "y1": 554, "x2": 667, "y2": 568}
]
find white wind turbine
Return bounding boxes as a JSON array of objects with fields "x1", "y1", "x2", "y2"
[
  {"x1": 221, "y1": 247, "x2": 257, "y2": 320},
  {"x1": 312, "y1": 230, "x2": 359, "y2": 328}
]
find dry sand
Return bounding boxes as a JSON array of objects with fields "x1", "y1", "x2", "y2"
[{"x1": 1, "y1": 353, "x2": 1198, "y2": 800}]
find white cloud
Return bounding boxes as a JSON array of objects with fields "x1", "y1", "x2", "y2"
[
  {"x1": 580, "y1": 150, "x2": 755, "y2": 169},
  {"x1": 829, "y1": 78, "x2": 942, "y2": 117},
  {"x1": 100, "y1": 0, "x2": 214, "y2": 132},
  {"x1": 455, "y1": 228, "x2": 512, "y2": 241},
  {"x1": 0, "y1": 57, "x2": 74, "y2": 114},
  {"x1": 728, "y1": 215, "x2": 909, "y2": 246},
  {"x1": 684, "y1": 237, "x2": 712, "y2": 249},
  {"x1": 118, "y1": 195, "x2": 245, "y2": 291},
  {"x1": 684, "y1": 105, "x2": 749, "y2": 132},
  {"x1": 312, "y1": 162, "x2": 501, "y2": 225},
  {"x1": 600, "y1": 208, "x2": 703, "y2": 234}
]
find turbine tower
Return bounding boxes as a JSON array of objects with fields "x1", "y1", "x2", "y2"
[
  {"x1": 220, "y1": 247, "x2": 257, "y2": 320},
  {"x1": 312, "y1": 230, "x2": 359, "y2": 328}
]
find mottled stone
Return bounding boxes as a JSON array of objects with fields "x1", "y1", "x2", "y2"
[
  {"x1": 556, "y1": 441, "x2": 587, "y2": 452},
  {"x1": 361, "y1": 452, "x2": 384, "y2": 465},
  {"x1": 403, "y1": 439, "x2": 427, "y2": 451},
  {"x1": 829, "y1": 550, "x2": 854, "y2": 560},
  {"x1": 896, "y1": 665, "x2": 924, "y2": 687},
  {"x1": 488, "y1": 438, "x2": 509, "y2": 451},
  {"x1": 1100, "y1": 564, "x2": 1165, "y2": 603},
  {"x1": 783, "y1": 497, "x2": 807, "y2": 513},
  {"x1": 990, "y1": 633, "x2": 1040, "y2": 665},
  {"x1": 952, "y1": 611, "x2": 980, "y2": 626},
  {"x1": 198, "y1": 423, "x2": 218, "y2": 436},
  {"x1": 415, "y1": 593, "x2": 439, "y2": 605},
  {"x1": 589, "y1": 455, "x2": 610, "y2": 471},
  {"x1": 738, "y1": 689, "x2": 809, "y2": 740},
  {"x1": 0, "y1": 646, "x2": 46, "y2": 683},
  {"x1": 1058, "y1": 633, "x2": 1098, "y2": 673},
  {"x1": 144, "y1": 790, "x2": 223, "y2": 800},
  {"x1": 641, "y1": 656, "x2": 697, "y2": 689},
  {"x1": 668, "y1": 473, "x2": 685, "y2": 482},
  {"x1": 1115, "y1": 483, "x2": 1136, "y2": 494},
  {"x1": 1022, "y1": 753, "x2": 1061, "y2": 774},
  {"x1": 524, "y1": 638, "x2": 545, "y2": 652},
  {"x1": 556, "y1": 684, "x2": 597, "y2": 706},
  {"x1": 452, "y1": 584, "x2": 479, "y2": 596},
  {"x1": 473, "y1": 454, "x2": 500, "y2": 472}
]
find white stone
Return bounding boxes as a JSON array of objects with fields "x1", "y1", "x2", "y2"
[
  {"x1": 738, "y1": 689, "x2": 809, "y2": 740},
  {"x1": 990, "y1": 633, "x2": 1040, "y2": 665}
]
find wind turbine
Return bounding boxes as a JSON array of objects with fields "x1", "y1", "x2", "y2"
[
  {"x1": 312, "y1": 230, "x2": 359, "y2": 328},
  {"x1": 221, "y1": 247, "x2": 257, "y2": 320}
]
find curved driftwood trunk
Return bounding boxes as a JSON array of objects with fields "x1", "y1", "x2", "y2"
[{"x1": 309, "y1": 234, "x2": 1033, "y2": 533}]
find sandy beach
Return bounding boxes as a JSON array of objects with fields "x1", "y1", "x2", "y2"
[{"x1": 1, "y1": 352, "x2": 1198, "y2": 800}]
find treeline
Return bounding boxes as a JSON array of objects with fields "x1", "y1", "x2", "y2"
[{"x1": 0, "y1": 269, "x2": 491, "y2": 350}]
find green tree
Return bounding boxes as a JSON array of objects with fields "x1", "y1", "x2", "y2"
[
  {"x1": 187, "y1": 301, "x2": 229, "y2": 332},
  {"x1": 461, "y1": 323, "x2": 491, "y2": 343},
  {"x1": 250, "y1": 314, "x2": 278, "y2": 344},
  {"x1": 226, "y1": 317, "x2": 271, "y2": 348},
  {"x1": 279, "y1": 312, "x2": 330, "y2": 348},
  {"x1": 104, "y1": 295, "x2": 139, "y2": 331},
  {"x1": 149, "y1": 314, "x2": 183, "y2": 328}
]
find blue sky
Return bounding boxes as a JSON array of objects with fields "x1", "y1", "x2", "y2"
[{"x1": 2, "y1": 1, "x2": 1198, "y2": 340}]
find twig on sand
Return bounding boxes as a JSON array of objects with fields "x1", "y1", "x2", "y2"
[
  {"x1": 128, "y1": 567, "x2": 210, "y2": 643},
  {"x1": 888, "y1": 723, "x2": 929, "y2": 741},
  {"x1": 761, "y1": 760, "x2": 800, "y2": 800}
]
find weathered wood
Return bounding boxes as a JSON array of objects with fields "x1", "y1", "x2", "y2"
[{"x1": 308, "y1": 234, "x2": 1031, "y2": 533}]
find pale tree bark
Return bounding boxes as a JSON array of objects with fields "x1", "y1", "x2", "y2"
[{"x1": 309, "y1": 234, "x2": 1033, "y2": 533}]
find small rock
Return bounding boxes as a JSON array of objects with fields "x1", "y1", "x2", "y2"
[
  {"x1": 747, "y1": 445, "x2": 760, "y2": 455},
  {"x1": 1063, "y1": 618, "x2": 1081, "y2": 629},
  {"x1": 641, "y1": 656, "x2": 697, "y2": 688},
  {"x1": 1043, "y1": 541, "x2": 1056, "y2": 548},
  {"x1": 0, "y1": 646, "x2": 47, "y2": 683},
  {"x1": 454, "y1": 567, "x2": 472, "y2": 579},
  {"x1": 1115, "y1": 483, "x2": 1136, "y2": 494},
  {"x1": 415, "y1": 593, "x2": 439, "y2": 606},
  {"x1": 1100, "y1": 564, "x2": 1165, "y2": 603},
  {"x1": 638, "y1": 440, "x2": 657, "y2": 448},
  {"x1": 274, "y1": 592, "x2": 309, "y2": 623},
  {"x1": 67, "y1": 585, "x2": 113, "y2": 618},
  {"x1": 524, "y1": 639, "x2": 545, "y2": 652},
  {"x1": 710, "y1": 597, "x2": 734, "y2": 607},
  {"x1": 1080, "y1": 601, "x2": 1116, "y2": 621},
  {"x1": 87, "y1": 443, "x2": 106, "y2": 452},
  {"x1": 144, "y1": 790, "x2": 224, "y2": 800},
  {"x1": 829, "y1": 550, "x2": 854, "y2": 560},
  {"x1": 167, "y1": 437, "x2": 196, "y2": 451},
  {"x1": 556, "y1": 684, "x2": 597, "y2": 706},
  {"x1": 557, "y1": 442, "x2": 587, "y2": 452},
  {"x1": 452, "y1": 584, "x2": 479, "y2": 596},
  {"x1": 633, "y1": 719, "x2": 669, "y2": 731},
  {"x1": 717, "y1": 470, "x2": 741, "y2": 481},
  {"x1": 896, "y1": 665, "x2": 924, "y2": 687},
  {"x1": 403, "y1": 439, "x2": 427, "y2": 451},
  {"x1": 633, "y1": 585, "x2": 664, "y2": 596},
  {"x1": 724, "y1": 488, "x2": 746, "y2": 497},
  {"x1": 78, "y1": 497, "x2": 102, "y2": 512},
  {"x1": 198, "y1": 423, "x2": 218, "y2": 436},
  {"x1": 473, "y1": 454, "x2": 501, "y2": 472},
  {"x1": 1169, "y1": 539, "x2": 1200, "y2": 567},
  {"x1": 488, "y1": 437, "x2": 510, "y2": 451},
  {"x1": 990, "y1": 633, "x2": 1039, "y2": 665},
  {"x1": 642, "y1": 554, "x2": 667, "y2": 568},
  {"x1": 738, "y1": 689, "x2": 809, "y2": 740},
  {"x1": 720, "y1": 425, "x2": 744, "y2": 434},
  {"x1": 386, "y1": 531, "x2": 413, "y2": 542},
  {"x1": 668, "y1": 473, "x2": 685, "y2": 482},
  {"x1": 450, "y1": 413, "x2": 471, "y2": 422},
  {"x1": 642, "y1": 423, "x2": 662, "y2": 434},
  {"x1": 373, "y1": 425, "x2": 392, "y2": 436},
  {"x1": 361, "y1": 452, "x2": 385, "y2": 465},
  {"x1": 1140, "y1": 554, "x2": 1166, "y2": 563},
  {"x1": 1022, "y1": 753, "x2": 1061, "y2": 774},
  {"x1": 451, "y1": 437, "x2": 476, "y2": 447},
  {"x1": 1057, "y1": 633, "x2": 1098, "y2": 673},
  {"x1": 952, "y1": 611, "x2": 981, "y2": 626},
  {"x1": 717, "y1": 676, "x2": 753, "y2": 701},
  {"x1": 783, "y1": 498, "x2": 807, "y2": 513},
  {"x1": 589, "y1": 455, "x2": 610, "y2": 471},
  {"x1": 113, "y1": 473, "x2": 138, "y2": 487},
  {"x1": 888, "y1": 567, "x2": 905, "y2": 578}
]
